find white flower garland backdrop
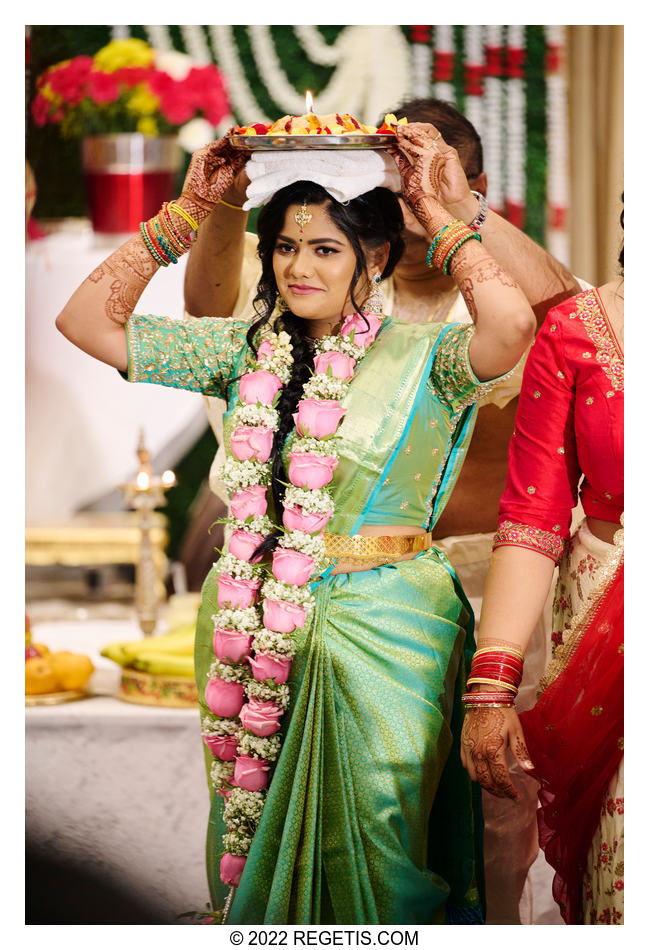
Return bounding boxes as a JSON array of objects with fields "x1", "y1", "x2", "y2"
[{"x1": 121, "y1": 24, "x2": 567, "y2": 260}]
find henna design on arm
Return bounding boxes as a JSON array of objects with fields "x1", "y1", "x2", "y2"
[{"x1": 95, "y1": 234, "x2": 160, "y2": 325}]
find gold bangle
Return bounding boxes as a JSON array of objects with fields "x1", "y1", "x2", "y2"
[
  {"x1": 219, "y1": 198, "x2": 247, "y2": 212},
  {"x1": 466, "y1": 677, "x2": 519, "y2": 693},
  {"x1": 168, "y1": 201, "x2": 199, "y2": 231}
]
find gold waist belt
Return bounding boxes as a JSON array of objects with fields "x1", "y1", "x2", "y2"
[{"x1": 323, "y1": 531, "x2": 433, "y2": 563}]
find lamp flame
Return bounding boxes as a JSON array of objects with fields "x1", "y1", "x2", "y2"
[
  {"x1": 136, "y1": 471, "x2": 150, "y2": 491},
  {"x1": 305, "y1": 90, "x2": 314, "y2": 113},
  {"x1": 161, "y1": 469, "x2": 176, "y2": 487}
]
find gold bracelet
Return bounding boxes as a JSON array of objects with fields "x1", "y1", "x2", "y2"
[
  {"x1": 168, "y1": 201, "x2": 199, "y2": 231},
  {"x1": 219, "y1": 198, "x2": 247, "y2": 212}
]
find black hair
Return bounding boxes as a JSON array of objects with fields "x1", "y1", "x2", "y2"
[
  {"x1": 245, "y1": 181, "x2": 404, "y2": 558},
  {"x1": 382, "y1": 96, "x2": 484, "y2": 180}
]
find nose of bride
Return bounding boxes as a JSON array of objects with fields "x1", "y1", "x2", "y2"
[{"x1": 289, "y1": 252, "x2": 314, "y2": 280}]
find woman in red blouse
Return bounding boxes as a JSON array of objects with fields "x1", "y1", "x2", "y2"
[{"x1": 459, "y1": 251, "x2": 624, "y2": 925}]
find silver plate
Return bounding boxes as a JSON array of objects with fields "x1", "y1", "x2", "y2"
[{"x1": 228, "y1": 133, "x2": 396, "y2": 150}]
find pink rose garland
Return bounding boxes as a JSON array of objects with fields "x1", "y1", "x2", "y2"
[{"x1": 206, "y1": 315, "x2": 383, "y2": 887}]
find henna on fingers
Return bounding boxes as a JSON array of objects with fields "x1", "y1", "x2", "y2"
[{"x1": 461, "y1": 707, "x2": 519, "y2": 799}]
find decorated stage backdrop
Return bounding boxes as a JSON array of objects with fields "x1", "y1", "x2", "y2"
[{"x1": 27, "y1": 24, "x2": 570, "y2": 259}]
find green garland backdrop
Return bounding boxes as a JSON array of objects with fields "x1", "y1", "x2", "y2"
[{"x1": 26, "y1": 25, "x2": 548, "y2": 561}]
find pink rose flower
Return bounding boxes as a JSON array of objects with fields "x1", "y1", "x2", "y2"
[
  {"x1": 288, "y1": 452, "x2": 339, "y2": 489},
  {"x1": 203, "y1": 732, "x2": 239, "y2": 761},
  {"x1": 216, "y1": 574, "x2": 261, "y2": 609},
  {"x1": 239, "y1": 699, "x2": 283, "y2": 737},
  {"x1": 313, "y1": 350, "x2": 356, "y2": 380},
  {"x1": 262, "y1": 598, "x2": 308, "y2": 633},
  {"x1": 239, "y1": 369, "x2": 284, "y2": 406},
  {"x1": 272, "y1": 548, "x2": 316, "y2": 586},
  {"x1": 205, "y1": 677, "x2": 245, "y2": 718},
  {"x1": 228, "y1": 529, "x2": 265, "y2": 563},
  {"x1": 294, "y1": 398, "x2": 347, "y2": 438},
  {"x1": 220, "y1": 852, "x2": 247, "y2": 887},
  {"x1": 249, "y1": 652, "x2": 292, "y2": 684},
  {"x1": 213, "y1": 626, "x2": 253, "y2": 664},
  {"x1": 230, "y1": 425, "x2": 274, "y2": 463},
  {"x1": 282, "y1": 505, "x2": 333, "y2": 535},
  {"x1": 233, "y1": 754, "x2": 270, "y2": 791},
  {"x1": 341, "y1": 311, "x2": 382, "y2": 347},
  {"x1": 257, "y1": 339, "x2": 275, "y2": 360},
  {"x1": 230, "y1": 485, "x2": 267, "y2": 520}
]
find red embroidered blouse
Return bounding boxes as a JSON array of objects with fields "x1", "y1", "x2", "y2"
[{"x1": 494, "y1": 288, "x2": 624, "y2": 563}]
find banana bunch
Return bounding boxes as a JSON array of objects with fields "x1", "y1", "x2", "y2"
[{"x1": 101, "y1": 623, "x2": 195, "y2": 677}]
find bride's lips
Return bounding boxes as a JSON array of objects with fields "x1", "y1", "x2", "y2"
[{"x1": 288, "y1": 284, "x2": 323, "y2": 295}]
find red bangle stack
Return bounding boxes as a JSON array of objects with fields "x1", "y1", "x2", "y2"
[{"x1": 464, "y1": 647, "x2": 524, "y2": 704}]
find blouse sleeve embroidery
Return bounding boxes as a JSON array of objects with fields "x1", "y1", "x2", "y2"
[
  {"x1": 430, "y1": 323, "x2": 522, "y2": 414},
  {"x1": 124, "y1": 314, "x2": 250, "y2": 398},
  {"x1": 496, "y1": 310, "x2": 581, "y2": 556},
  {"x1": 493, "y1": 519, "x2": 565, "y2": 563}
]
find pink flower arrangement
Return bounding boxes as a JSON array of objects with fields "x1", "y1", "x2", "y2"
[
  {"x1": 282, "y1": 505, "x2": 333, "y2": 535},
  {"x1": 228, "y1": 529, "x2": 265, "y2": 563},
  {"x1": 230, "y1": 426, "x2": 275, "y2": 463},
  {"x1": 239, "y1": 699, "x2": 283, "y2": 737},
  {"x1": 313, "y1": 350, "x2": 356, "y2": 380},
  {"x1": 205, "y1": 677, "x2": 245, "y2": 718},
  {"x1": 216, "y1": 574, "x2": 261, "y2": 610},
  {"x1": 288, "y1": 451, "x2": 339, "y2": 489},
  {"x1": 262, "y1": 598, "x2": 309, "y2": 633},
  {"x1": 220, "y1": 853, "x2": 247, "y2": 887},
  {"x1": 213, "y1": 627, "x2": 254, "y2": 664},
  {"x1": 230, "y1": 486, "x2": 268, "y2": 520},
  {"x1": 294, "y1": 398, "x2": 347, "y2": 438},
  {"x1": 208, "y1": 317, "x2": 383, "y2": 889},
  {"x1": 203, "y1": 732, "x2": 239, "y2": 761},
  {"x1": 233, "y1": 754, "x2": 270, "y2": 791},
  {"x1": 341, "y1": 312, "x2": 382, "y2": 347},
  {"x1": 249, "y1": 652, "x2": 292, "y2": 684},
  {"x1": 239, "y1": 370, "x2": 284, "y2": 406},
  {"x1": 31, "y1": 38, "x2": 230, "y2": 139},
  {"x1": 271, "y1": 548, "x2": 316, "y2": 586}
]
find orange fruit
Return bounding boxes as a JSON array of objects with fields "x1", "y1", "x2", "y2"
[
  {"x1": 32, "y1": 642, "x2": 50, "y2": 657},
  {"x1": 48, "y1": 652, "x2": 94, "y2": 690},
  {"x1": 25, "y1": 657, "x2": 59, "y2": 695}
]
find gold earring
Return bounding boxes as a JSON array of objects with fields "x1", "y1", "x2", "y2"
[{"x1": 364, "y1": 273, "x2": 384, "y2": 315}]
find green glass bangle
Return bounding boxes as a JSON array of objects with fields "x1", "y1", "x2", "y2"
[
  {"x1": 425, "y1": 223, "x2": 454, "y2": 267},
  {"x1": 139, "y1": 222, "x2": 168, "y2": 267},
  {"x1": 442, "y1": 230, "x2": 482, "y2": 275}
]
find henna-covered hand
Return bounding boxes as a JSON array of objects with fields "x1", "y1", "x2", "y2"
[
  {"x1": 460, "y1": 705, "x2": 535, "y2": 800},
  {"x1": 180, "y1": 131, "x2": 247, "y2": 220},
  {"x1": 391, "y1": 123, "x2": 473, "y2": 215}
]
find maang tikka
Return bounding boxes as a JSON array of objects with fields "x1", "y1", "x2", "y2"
[{"x1": 294, "y1": 201, "x2": 312, "y2": 232}]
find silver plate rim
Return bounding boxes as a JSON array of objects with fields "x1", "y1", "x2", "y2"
[{"x1": 228, "y1": 133, "x2": 396, "y2": 150}]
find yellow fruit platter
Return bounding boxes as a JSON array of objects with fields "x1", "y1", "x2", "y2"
[{"x1": 25, "y1": 618, "x2": 95, "y2": 706}]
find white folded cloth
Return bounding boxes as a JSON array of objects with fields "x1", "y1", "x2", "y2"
[{"x1": 242, "y1": 149, "x2": 401, "y2": 210}]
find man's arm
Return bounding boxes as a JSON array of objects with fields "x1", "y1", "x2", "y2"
[
  {"x1": 183, "y1": 172, "x2": 250, "y2": 318},
  {"x1": 446, "y1": 193, "x2": 581, "y2": 328}
]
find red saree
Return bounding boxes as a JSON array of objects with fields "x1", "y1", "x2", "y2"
[{"x1": 519, "y1": 559, "x2": 623, "y2": 924}]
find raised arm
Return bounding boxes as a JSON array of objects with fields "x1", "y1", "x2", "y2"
[
  {"x1": 392, "y1": 124, "x2": 536, "y2": 381},
  {"x1": 397, "y1": 122, "x2": 581, "y2": 325},
  {"x1": 183, "y1": 168, "x2": 251, "y2": 318},
  {"x1": 55, "y1": 136, "x2": 246, "y2": 370}
]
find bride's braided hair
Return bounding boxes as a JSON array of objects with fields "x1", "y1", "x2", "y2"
[{"x1": 245, "y1": 181, "x2": 404, "y2": 556}]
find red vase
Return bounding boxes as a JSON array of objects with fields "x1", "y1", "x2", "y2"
[{"x1": 81, "y1": 134, "x2": 181, "y2": 235}]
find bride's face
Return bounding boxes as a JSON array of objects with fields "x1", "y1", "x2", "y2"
[{"x1": 273, "y1": 203, "x2": 369, "y2": 331}]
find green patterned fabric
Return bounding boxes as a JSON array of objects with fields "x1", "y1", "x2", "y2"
[
  {"x1": 197, "y1": 551, "x2": 483, "y2": 924},
  {"x1": 122, "y1": 314, "x2": 505, "y2": 924}
]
